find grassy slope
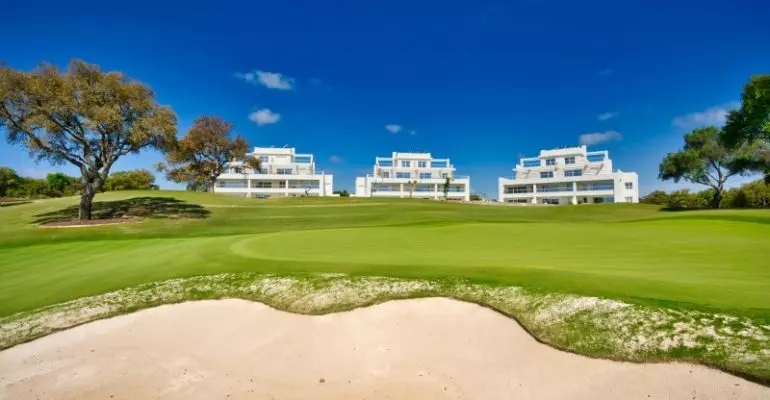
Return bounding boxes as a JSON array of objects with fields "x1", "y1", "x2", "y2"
[{"x1": 0, "y1": 190, "x2": 768, "y2": 320}]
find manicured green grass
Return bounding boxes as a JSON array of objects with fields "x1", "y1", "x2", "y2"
[{"x1": 1, "y1": 190, "x2": 768, "y2": 320}]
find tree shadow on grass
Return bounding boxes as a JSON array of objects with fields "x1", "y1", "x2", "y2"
[
  {"x1": 0, "y1": 200, "x2": 31, "y2": 208},
  {"x1": 33, "y1": 197, "x2": 210, "y2": 224}
]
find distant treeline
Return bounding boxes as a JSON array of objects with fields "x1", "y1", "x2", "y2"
[
  {"x1": 0, "y1": 167, "x2": 157, "y2": 199},
  {"x1": 641, "y1": 179, "x2": 770, "y2": 209}
]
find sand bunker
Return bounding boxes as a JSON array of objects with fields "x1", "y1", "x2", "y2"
[{"x1": 0, "y1": 298, "x2": 767, "y2": 400}]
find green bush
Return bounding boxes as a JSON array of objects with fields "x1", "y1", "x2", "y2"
[
  {"x1": 0, "y1": 167, "x2": 22, "y2": 198},
  {"x1": 666, "y1": 189, "x2": 706, "y2": 209},
  {"x1": 104, "y1": 169, "x2": 156, "y2": 191},
  {"x1": 721, "y1": 180, "x2": 770, "y2": 208},
  {"x1": 6, "y1": 178, "x2": 57, "y2": 199},
  {"x1": 641, "y1": 190, "x2": 669, "y2": 205}
]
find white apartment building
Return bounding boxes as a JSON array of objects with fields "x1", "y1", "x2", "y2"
[
  {"x1": 355, "y1": 152, "x2": 470, "y2": 200},
  {"x1": 214, "y1": 147, "x2": 334, "y2": 197},
  {"x1": 498, "y1": 145, "x2": 638, "y2": 205}
]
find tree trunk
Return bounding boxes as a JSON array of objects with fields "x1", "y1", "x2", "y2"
[
  {"x1": 79, "y1": 183, "x2": 96, "y2": 220},
  {"x1": 711, "y1": 187, "x2": 723, "y2": 209}
]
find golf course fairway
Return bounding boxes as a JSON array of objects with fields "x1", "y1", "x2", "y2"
[{"x1": 0, "y1": 190, "x2": 769, "y2": 384}]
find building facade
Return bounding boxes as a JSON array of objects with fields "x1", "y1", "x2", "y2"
[
  {"x1": 498, "y1": 145, "x2": 638, "y2": 205},
  {"x1": 214, "y1": 147, "x2": 334, "y2": 197},
  {"x1": 355, "y1": 152, "x2": 470, "y2": 200}
]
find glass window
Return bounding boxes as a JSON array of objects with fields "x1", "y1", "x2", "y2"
[
  {"x1": 540, "y1": 171, "x2": 554, "y2": 178},
  {"x1": 523, "y1": 159, "x2": 540, "y2": 168},
  {"x1": 441, "y1": 173, "x2": 448, "y2": 179},
  {"x1": 586, "y1": 154, "x2": 605, "y2": 163},
  {"x1": 625, "y1": 196, "x2": 633, "y2": 202},
  {"x1": 564, "y1": 169, "x2": 582, "y2": 177},
  {"x1": 545, "y1": 158, "x2": 556, "y2": 166},
  {"x1": 432, "y1": 160, "x2": 448, "y2": 168},
  {"x1": 378, "y1": 160, "x2": 393, "y2": 167},
  {"x1": 400, "y1": 160, "x2": 410, "y2": 167},
  {"x1": 216, "y1": 180, "x2": 247, "y2": 188},
  {"x1": 625, "y1": 182, "x2": 633, "y2": 189},
  {"x1": 418, "y1": 161, "x2": 427, "y2": 168},
  {"x1": 513, "y1": 185, "x2": 532, "y2": 193},
  {"x1": 277, "y1": 168, "x2": 293, "y2": 175},
  {"x1": 565, "y1": 157, "x2": 575, "y2": 165},
  {"x1": 419, "y1": 172, "x2": 432, "y2": 179},
  {"x1": 577, "y1": 181, "x2": 614, "y2": 191},
  {"x1": 259, "y1": 156, "x2": 269, "y2": 163},
  {"x1": 396, "y1": 172, "x2": 411, "y2": 179}
]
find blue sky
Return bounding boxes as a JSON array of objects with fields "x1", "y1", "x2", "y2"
[{"x1": 2, "y1": 0, "x2": 769, "y2": 198}]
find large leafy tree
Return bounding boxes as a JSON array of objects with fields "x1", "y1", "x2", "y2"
[
  {"x1": 721, "y1": 75, "x2": 770, "y2": 182},
  {"x1": 158, "y1": 116, "x2": 259, "y2": 191},
  {"x1": 659, "y1": 126, "x2": 749, "y2": 208},
  {"x1": 0, "y1": 60, "x2": 177, "y2": 220}
]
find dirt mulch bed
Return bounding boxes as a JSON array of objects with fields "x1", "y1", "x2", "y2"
[{"x1": 40, "y1": 216, "x2": 143, "y2": 228}]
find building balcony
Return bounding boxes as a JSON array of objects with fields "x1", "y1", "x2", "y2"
[
  {"x1": 219, "y1": 172, "x2": 326, "y2": 180},
  {"x1": 500, "y1": 171, "x2": 620, "y2": 183},
  {"x1": 366, "y1": 174, "x2": 469, "y2": 184},
  {"x1": 214, "y1": 187, "x2": 322, "y2": 194}
]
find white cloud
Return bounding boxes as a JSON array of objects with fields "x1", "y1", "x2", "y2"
[
  {"x1": 235, "y1": 70, "x2": 294, "y2": 90},
  {"x1": 598, "y1": 68, "x2": 613, "y2": 76},
  {"x1": 409, "y1": 130, "x2": 417, "y2": 135},
  {"x1": 579, "y1": 130, "x2": 622, "y2": 145},
  {"x1": 672, "y1": 102, "x2": 739, "y2": 129},
  {"x1": 256, "y1": 71, "x2": 294, "y2": 90},
  {"x1": 385, "y1": 124, "x2": 403, "y2": 134},
  {"x1": 248, "y1": 109, "x2": 281, "y2": 126},
  {"x1": 597, "y1": 111, "x2": 619, "y2": 121},
  {"x1": 329, "y1": 155, "x2": 343, "y2": 164}
]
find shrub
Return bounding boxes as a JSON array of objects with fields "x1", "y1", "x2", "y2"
[
  {"x1": 0, "y1": 167, "x2": 22, "y2": 197},
  {"x1": 641, "y1": 190, "x2": 669, "y2": 205},
  {"x1": 722, "y1": 180, "x2": 770, "y2": 208},
  {"x1": 104, "y1": 169, "x2": 156, "y2": 191},
  {"x1": 667, "y1": 189, "x2": 706, "y2": 209}
]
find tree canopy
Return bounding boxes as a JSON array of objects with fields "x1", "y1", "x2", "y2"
[
  {"x1": 723, "y1": 75, "x2": 770, "y2": 145},
  {"x1": 722, "y1": 75, "x2": 770, "y2": 182},
  {"x1": 158, "y1": 116, "x2": 259, "y2": 191},
  {"x1": 0, "y1": 60, "x2": 177, "y2": 219},
  {"x1": 658, "y1": 126, "x2": 749, "y2": 208}
]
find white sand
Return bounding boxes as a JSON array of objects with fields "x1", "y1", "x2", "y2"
[{"x1": 0, "y1": 298, "x2": 767, "y2": 400}]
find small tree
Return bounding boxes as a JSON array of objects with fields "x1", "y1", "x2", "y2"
[
  {"x1": 0, "y1": 60, "x2": 177, "y2": 219},
  {"x1": 46, "y1": 172, "x2": 79, "y2": 195},
  {"x1": 442, "y1": 176, "x2": 451, "y2": 199},
  {"x1": 0, "y1": 167, "x2": 22, "y2": 197},
  {"x1": 105, "y1": 169, "x2": 156, "y2": 191},
  {"x1": 158, "y1": 116, "x2": 259, "y2": 191},
  {"x1": 659, "y1": 127, "x2": 749, "y2": 208}
]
